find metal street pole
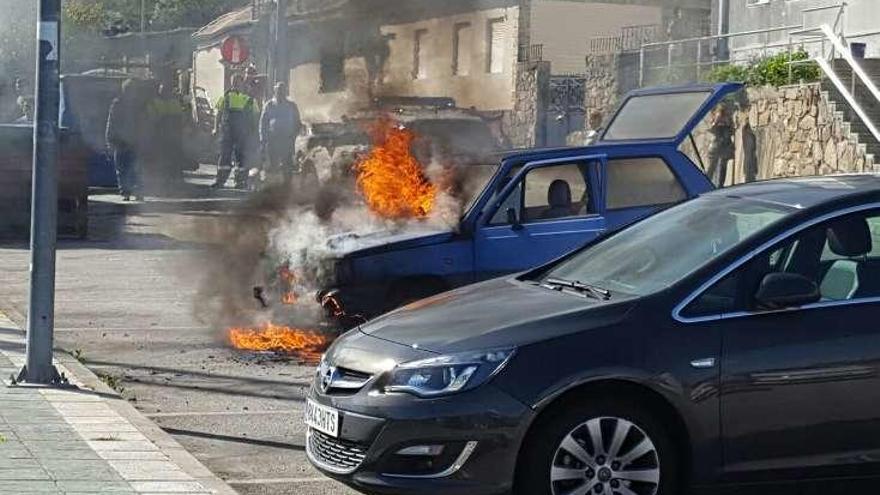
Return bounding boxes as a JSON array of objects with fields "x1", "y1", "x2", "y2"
[
  {"x1": 140, "y1": 0, "x2": 146, "y2": 33},
  {"x1": 274, "y1": 0, "x2": 290, "y2": 87},
  {"x1": 18, "y1": 0, "x2": 62, "y2": 385}
]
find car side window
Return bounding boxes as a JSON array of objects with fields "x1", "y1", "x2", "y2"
[
  {"x1": 490, "y1": 162, "x2": 590, "y2": 225},
  {"x1": 606, "y1": 157, "x2": 687, "y2": 210},
  {"x1": 682, "y1": 210, "x2": 880, "y2": 319}
]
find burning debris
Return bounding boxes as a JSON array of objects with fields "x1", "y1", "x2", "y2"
[
  {"x1": 227, "y1": 322, "x2": 330, "y2": 363},
  {"x1": 197, "y1": 113, "x2": 481, "y2": 358},
  {"x1": 355, "y1": 118, "x2": 438, "y2": 220}
]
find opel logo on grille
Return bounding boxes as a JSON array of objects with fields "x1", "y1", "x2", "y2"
[{"x1": 320, "y1": 363, "x2": 338, "y2": 393}]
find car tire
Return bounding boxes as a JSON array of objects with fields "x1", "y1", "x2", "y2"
[{"x1": 516, "y1": 397, "x2": 680, "y2": 495}]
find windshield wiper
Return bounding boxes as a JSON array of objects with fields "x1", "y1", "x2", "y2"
[{"x1": 542, "y1": 277, "x2": 612, "y2": 301}]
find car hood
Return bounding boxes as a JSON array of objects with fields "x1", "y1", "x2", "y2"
[
  {"x1": 327, "y1": 227, "x2": 454, "y2": 257},
  {"x1": 359, "y1": 277, "x2": 637, "y2": 354}
]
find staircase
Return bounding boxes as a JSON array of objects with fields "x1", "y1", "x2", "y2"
[{"x1": 819, "y1": 58, "x2": 880, "y2": 172}]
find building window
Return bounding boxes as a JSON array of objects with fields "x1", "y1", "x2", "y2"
[
  {"x1": 320, "y1": 38, "x2": 345, "y2": 93},
  {"x1": 487, "y1": 17, "x2": 506, "y2": 74},
  {"x1": 453, "y1": 22, "x2": 472, "y2": 76},
  {"x1": 413, "y1": 29, "x2": 428, "y2": 80}
]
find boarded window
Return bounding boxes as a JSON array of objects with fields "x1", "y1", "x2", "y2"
[
  {"x1": 319, "y1": 38, "x2": 345, "y2": 93},
  {"x1": 453, "y1": 22, "x2": 472, "y2": 76},
  {"x1": 413, "y1": 29, "x2": 428, "y2": 80},
  {"x1": 487, "y1": 18, "x2": 506, "y2": 74},
  {"x1": 606, "y1": 157, "x2": 686, "y2": 210}
]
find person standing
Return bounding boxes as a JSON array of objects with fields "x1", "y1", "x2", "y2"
[
  {"x1": 259, "y1": 82, "x2": 301, "y2": 185},
  {"x1": 707, "y1": 104, "x2": 735, "y2": 187},
  {"x1": 585, "y1": 110, "x2": 604, "y2": 144},
  {"x1": 212, "y1": 74, "x2": 259, "y2": 189},
  {"x1": 106, "y1": 79, "x2": 144, "y2": 201},
  {"x1": 146, "y1": 83, "x2": 187, "y2": 190}
]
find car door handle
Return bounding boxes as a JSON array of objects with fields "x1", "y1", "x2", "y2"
[{"x1": 690, "y1": 358, "x2": 716, "y2": 369}]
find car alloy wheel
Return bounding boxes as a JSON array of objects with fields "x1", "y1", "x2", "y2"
[{"x1": 550, "y1": 416, "x2": 660, "y2": 495}]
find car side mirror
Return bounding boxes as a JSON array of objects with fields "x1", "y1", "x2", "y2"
[
  {"x1": 754, "y1": 273, "x2": 821, "y2": 309},
  {"x1": 506, "y1": 207, "x2": 524, "y2": 231}
]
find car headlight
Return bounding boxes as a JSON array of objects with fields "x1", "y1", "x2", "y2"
[{"x1": 384, "y1": 348, "x2": 515, "y2": 398}]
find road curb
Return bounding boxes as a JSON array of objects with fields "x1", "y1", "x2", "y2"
[{"x1": 0, "y1": 310, "x2": 238, "y2": 495}]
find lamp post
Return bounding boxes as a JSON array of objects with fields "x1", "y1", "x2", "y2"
[{"x1": 18, "y1": 0, "x2": 63, "y2": 385}]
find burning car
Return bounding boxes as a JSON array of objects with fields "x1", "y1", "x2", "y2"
[
  {"x1": 297, "y1": 97, "x2": 504, "y2": 184},
  {"x1": 316, "y1": 83, "x2": 743, "y2": 325}
]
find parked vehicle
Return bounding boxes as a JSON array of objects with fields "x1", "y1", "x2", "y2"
[
  {"x1": 306, "y1": 174, "x2": 880, "y2": 495},
  {"x1": 319, "y1": 83, "x2": 742, "y2": 322},
  {"x1": 0, "y1": 77, "x2": 98, "y2": 238},
  {"x1": 297, "y1": 101, "x2": 503, "y2": 184}
]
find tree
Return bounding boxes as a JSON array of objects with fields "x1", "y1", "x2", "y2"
[
  {"x1": 63, "y1": 0, "x2": 247, "y2": 35},
  {"x1": 0, "y1": 0, "x2": 37, "y2": 83},
  {"x1": 150, "y1": 0, "x2": 248, "y2": 30}
]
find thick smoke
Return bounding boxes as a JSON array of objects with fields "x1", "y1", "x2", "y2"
[{"x1": 191, "y1": 141, "x2": 476, "y2": 339}]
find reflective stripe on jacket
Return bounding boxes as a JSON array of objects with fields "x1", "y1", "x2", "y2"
[{"x1": 215, "y1": 91, "x2": 258, "y2": 114}]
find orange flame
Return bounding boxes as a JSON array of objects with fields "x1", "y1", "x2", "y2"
[
  {"x1": 278, "y1": 264, "x2": 298, "y2": 305},
  {"x1": 228, "y1": 323, "x2": 330, "y2": 362},
  {"x1": 355, "y1": 117, "x2": 437, "y2": 219}
]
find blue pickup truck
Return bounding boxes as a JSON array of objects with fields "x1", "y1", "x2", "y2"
[{"x1": 318, "y1": 83, "x2": 741, "y2": 322}]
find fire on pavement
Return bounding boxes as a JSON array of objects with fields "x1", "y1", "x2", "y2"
[{"x1": 227, "y1": 322, "x2": 330, "y2": 363}]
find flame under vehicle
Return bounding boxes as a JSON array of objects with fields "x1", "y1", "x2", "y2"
[{"x1": 319, "y1": 83, "x2": 743, "y2": 324}]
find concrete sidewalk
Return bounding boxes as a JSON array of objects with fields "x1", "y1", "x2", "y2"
[{"x1": 0, "y1": 313, "x2": 237, "y2": 495}]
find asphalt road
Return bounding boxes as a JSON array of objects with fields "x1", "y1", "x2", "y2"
[{"x1": 0, "y1": 171, "x2": 358, "y2": 495}]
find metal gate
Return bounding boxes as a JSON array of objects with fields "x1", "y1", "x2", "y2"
[{"x1": 545, "y1": 76, "x2": 586, "y2": 147}]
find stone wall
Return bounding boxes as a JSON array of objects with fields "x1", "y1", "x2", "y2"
[
  {"x1": 584, "y1": 53, "x2": 620, "y2": 123},
  {"x1": 701, "y1": 84, "x2": 876, "y2": 186},
  {"x1": 505, "y1": 60, "x2": 551, "y2": 148}
]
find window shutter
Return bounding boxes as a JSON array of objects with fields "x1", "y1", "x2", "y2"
[{"x1": 488, "y1": 18, "x2": 507, "y2": 74}]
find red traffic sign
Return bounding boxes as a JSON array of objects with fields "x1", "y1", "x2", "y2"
[{"x1": 221, "y1": 36, "x2": 250, "y2": 65}]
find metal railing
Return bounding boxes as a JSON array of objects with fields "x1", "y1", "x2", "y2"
[
  {"x1": 637, "y1": 1, "x2": 850, "y2": 86},
  {"x1": 518, "y1": 44, "x2": 544, "y2": 62},
  {"x1": 638, "y1": 24, "x2": 801, "y2": 85},
  {"x1": 813, "y1": 24, "x2": 880, "y2": 144},
  {"x1": 590, "y1": 24, "x2": 659, "y2": 55}
]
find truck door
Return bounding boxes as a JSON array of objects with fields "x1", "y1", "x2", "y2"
[{"x1": 473, "y1": 155, "x2": 605, "y2": 279}]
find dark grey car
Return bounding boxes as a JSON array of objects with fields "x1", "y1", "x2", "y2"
[{"x1": 305, "y1": 175, "x2": 880, "y2": 495}]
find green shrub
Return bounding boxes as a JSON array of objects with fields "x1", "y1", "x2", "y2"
[
  {"x1": 703, "y1": 64, "x2": 751, "y2": 83},
  {"x1": 702, "y1": 50, "x2": 821, "y2": 87}
]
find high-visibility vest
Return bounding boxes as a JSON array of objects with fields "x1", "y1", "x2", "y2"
[{"x1": 216, "y1": 91, "x2": 257, "y2": 114}]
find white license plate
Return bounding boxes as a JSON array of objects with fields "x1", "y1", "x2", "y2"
[{"x1": 305, "y1": 399, "x2": 339, "y2": 438}]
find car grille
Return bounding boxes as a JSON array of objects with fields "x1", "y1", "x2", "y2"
[
  {"x1": 316, "y1": 364, "x2": 374, "y2": 395},
  {"x1": 307, "y1": 429, "x2": 368, "y2": 473}
]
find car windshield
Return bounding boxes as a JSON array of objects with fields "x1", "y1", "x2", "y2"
[
  {"x1": 544, "y1": 195, "x2": 795, "y2": 296},
  {"x1": 461, "y1": 163, "x2": 503, "y2": 215},
  {"x1": 602, "y1": 91, "x2": 712, "y2": 141}
]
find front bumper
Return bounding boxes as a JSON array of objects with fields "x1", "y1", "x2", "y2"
[{"x1": 305, "y1": 383, "x2": 534, "y2": 495}]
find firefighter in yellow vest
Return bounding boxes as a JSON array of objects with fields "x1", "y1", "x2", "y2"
[
  {"x1": 146, "y1": 83, "x2": 187, "y2": 188},
  {"x1": 212, "y1": 74, "x2": 259, "y2": 188}
]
